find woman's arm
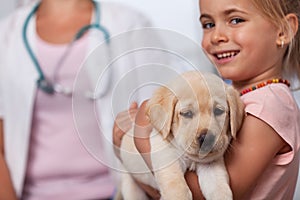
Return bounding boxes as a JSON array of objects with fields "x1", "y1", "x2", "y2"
[{"x1": 0, "y1": 119, "x2": 18, "y2": 200}]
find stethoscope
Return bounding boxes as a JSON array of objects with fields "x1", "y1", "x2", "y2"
[{"x1": 22, "y1": 0, "x2": 111, "y2": 98}]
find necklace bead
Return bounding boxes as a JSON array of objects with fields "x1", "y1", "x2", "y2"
[{"x1": 240, "y1": 79, "x2": 290, "y2": 96}]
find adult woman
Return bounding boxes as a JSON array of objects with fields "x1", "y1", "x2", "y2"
[{"x1": 0, "y1": 0, "x2": 152, "y2": 199}]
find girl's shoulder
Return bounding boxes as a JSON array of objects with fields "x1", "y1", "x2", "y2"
[
  {"x1": 241, "y1": 83, "x2": 297, "y2": 114},
  {"x1": 241, "y1": 84, "x2": 300, "y2": 153}
]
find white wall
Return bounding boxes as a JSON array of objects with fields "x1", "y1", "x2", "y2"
[
  {"x1": 0, "y1": 0, "x2": 212, "y2": 70},
  {"x1": 100, "y1": 0, "x2": 202, "y2": 43},
  {"x1": 98, "y1": 0, "x2": 212, "y2": 71},
  {"x1": 0, "y1": 0, "x2": 203, "y2": 44},
  {"x1": 0, "y1": 0, "x2": 16, "y2": 19}
]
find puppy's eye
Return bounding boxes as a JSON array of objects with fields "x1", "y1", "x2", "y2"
[
  {"x1": 214, "y1": 107, "x2": 225, "y2": 116},
  {"x1": 180, "y1": 110, "x2": 194, "y2": 118}
]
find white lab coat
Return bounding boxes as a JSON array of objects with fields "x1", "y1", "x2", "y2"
[{"x1": 0, "y1": 1, "x2": 155, "y2": 197}]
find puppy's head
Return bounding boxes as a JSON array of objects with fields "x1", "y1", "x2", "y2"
[{"x1": 146, "y1": 71, "x2": 244, "y2": 163}]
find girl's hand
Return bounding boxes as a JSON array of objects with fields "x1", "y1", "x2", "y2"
[
  {"x1": 133, "y1": 100, "x2": 161, "y2": 199},
  {"x1": 113, "y1": 100, "x2": 161, "y2": 199},
  {"x1": 113, "y1": 102, "x2": 138, "y2": 160}
]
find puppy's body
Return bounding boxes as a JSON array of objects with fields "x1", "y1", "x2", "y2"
[{"x1": 120, "y1": 71, "x2": 244, "y2": 200}]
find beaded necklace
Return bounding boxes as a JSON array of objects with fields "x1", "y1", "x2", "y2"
[{"x1": 240, "y1": 78, "x2": 290, "y2": 96}]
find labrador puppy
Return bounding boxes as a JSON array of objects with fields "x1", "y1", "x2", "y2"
[{"x1": 119, "y1": 71, "x2": 244, "y2": 200}]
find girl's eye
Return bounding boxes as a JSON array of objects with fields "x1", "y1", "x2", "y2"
[
  {"x1": 202, "y1": 22, "x2": 215, "y2": 29},
  {"x1": 230, "y1": 18, "x2": 245, "y2": 25}
]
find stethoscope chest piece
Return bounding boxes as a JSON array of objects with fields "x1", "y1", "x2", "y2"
[{"x1": 37, "y1": 78, "x2": 55, "y2": 94}]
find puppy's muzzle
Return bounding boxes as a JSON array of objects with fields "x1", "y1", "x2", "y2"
[{"x1": 198, "y1": 129, "x2": 216, "y2": 152}]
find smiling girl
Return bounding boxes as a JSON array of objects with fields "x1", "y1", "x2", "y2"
[{"x1": 113, "y1": 0, "x2": 300, "y2": 199}]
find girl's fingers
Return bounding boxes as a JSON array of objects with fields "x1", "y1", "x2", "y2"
[
  {"x1": 113, "y1": 102, "x2": 139, "y2": 145},
  {"x1": 113, "y1": 102, "x2": 139, "y2": 160}
]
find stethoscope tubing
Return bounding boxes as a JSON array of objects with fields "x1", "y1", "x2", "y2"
[{"x1": 22, "y1": 0, "x2": 110, "y2": 96}]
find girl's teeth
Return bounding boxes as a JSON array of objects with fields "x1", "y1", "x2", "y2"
[{"x1": 217, "y1": 52, "x2": 236, "y2": 59}]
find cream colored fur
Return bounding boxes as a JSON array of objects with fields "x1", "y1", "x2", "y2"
[{"x1": 119, "y1": 71, "x2": 244, "y2": 200}]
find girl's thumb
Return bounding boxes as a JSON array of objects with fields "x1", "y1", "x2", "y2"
[{"x1": 129, "y1": 101, "x2": 138, "y2": 109}]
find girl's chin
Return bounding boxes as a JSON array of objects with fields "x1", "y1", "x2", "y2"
[
  {"x1": 216, "y1": 71, "x2": 237, "y2": 81},
  {"x1": 214, "y1": 68, "x2": 229, "y2": 78},
  {"x1": 214, "y1": 66, "x2": 239, "y2": 79}
]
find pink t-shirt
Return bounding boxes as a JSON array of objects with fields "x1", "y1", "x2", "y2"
[
  {"x1": 22, "y1": 33, "x2": 114, "y2": 199},
  {"x1": 241, "y1": 84, "x2": 300, "y2": 200}
]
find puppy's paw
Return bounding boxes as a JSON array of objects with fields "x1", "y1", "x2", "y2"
[
  {"x1": 121, "y1": 173, "x2": 149, "y2": 200},
  {"x1": 161, "y1": 189, "x2": 192, "y2": 200},
  {"x1": 159, "y1": 182, "x2": 192, "y2": 200},
  {"x1": 205, "y1": 187, "x2": 232, "y2": 200}
]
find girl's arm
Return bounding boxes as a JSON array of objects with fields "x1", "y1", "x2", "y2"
[
  {"x1": 0, "y1": 119, "x2": 18, "y2": 200},
  {"x1": 112, "y1": 101, "x2": 160, "y2": 199},
  {"x1": 133, "y1": 100, "x2": 153, "y2": 170},
  {"x1": 224, "y1": 114, "x2": 288, "y2": 199},
  {"x1": 132, "y1": 100, "x2": 161, "y2": 199},
  {"x1": 112, "y1": 102, "x2": 138, "y2": 160}
]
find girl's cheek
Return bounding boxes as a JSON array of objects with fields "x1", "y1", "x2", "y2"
[{"x1": 201, "y1": 36, "x2": 209, "y2": 53}]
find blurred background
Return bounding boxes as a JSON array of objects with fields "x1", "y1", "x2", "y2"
[
  {"x1": 0, "y1": 0, "x2": 213, "y2": 71},
  {"x1": 0, "y1": 0, "x2": 203, "y2": 52},
  {"x1": 0, "y1": 0, "x2": 201, "y2": 38}
]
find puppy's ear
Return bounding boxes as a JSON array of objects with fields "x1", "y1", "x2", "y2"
[
  {"x1": 145, "y1": 86, "x2": 177, "y2": 139},
  {"x1": 226, "y1": 86, "x2": 245, "y2": 139}
]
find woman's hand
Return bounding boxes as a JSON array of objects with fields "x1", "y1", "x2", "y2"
[
  {"x1": 112, "y1": 102, "x2": 138, "y2": 160},
  {"x1": 0, "y1": 119, "x2": 18, "y2": 200}
]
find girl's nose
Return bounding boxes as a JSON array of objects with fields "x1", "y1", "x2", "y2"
[{"x1": 211, "y1": 25, "x2": 229, "y2": 44}]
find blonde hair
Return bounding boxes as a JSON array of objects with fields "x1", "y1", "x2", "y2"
[{"x1": 251, "y1": 0, "x2": 300, "y2": 89}]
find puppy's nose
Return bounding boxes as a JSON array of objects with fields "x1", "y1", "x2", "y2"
[
  {"x1": 198, "y1": 134, "x2": 206, "y2": 147},
  {"x1": 198, "y1": 129, "x2": 215, "y2": 152},
  {"x1": 198, "y1": 129, "x2": 208, "y2": 147}
]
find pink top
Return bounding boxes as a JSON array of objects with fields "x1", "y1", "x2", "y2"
[
  {"x1": 241, "y1": 84, "x2": 300, "y2": 200},
  {"x1": 22, "y1": 33, "x2": 115, "y2": 199}
]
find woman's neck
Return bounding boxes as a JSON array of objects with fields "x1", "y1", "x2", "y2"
[
  {"x1": 36, "y1": 0, "x2": 94, "y2": 44},
  {"x1": 37, "y1": 0, "x2": 93, "y2": 16}
]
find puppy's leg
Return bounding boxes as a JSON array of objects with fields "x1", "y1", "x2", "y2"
[
  {"x1": 121, "y1": 172, "x2": 149, "y2": 200},
  {"x1": 197, "y1": 158, "x2": 232, "y2": 200},
  {"x1": 154, "y1": 160, "x2": 192, "y2": 200}
]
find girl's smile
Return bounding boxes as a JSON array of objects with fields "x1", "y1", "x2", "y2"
[{"x1": 212, "y1": 50, "x2": 240, "y2": 65}]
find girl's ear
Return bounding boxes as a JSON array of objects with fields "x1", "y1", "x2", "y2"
[{"x1": 276, "y1": 13, "x2": 299, "y2": 46}]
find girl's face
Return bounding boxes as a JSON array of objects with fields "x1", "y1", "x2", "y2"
[{"x1": 199, "y1": 0, "x2": 284, "y2": 84}]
